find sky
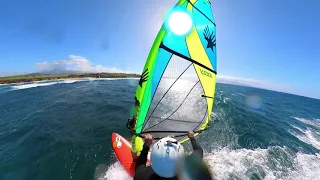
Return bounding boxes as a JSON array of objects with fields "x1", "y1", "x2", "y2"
[{"x1": 0, "y1": 0, "x2": 319, "y2": 99}]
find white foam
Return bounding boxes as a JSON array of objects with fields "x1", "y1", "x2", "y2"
[
  {"x1": 59, "y1": 79, "x2": 79, "y2": 84},
  {"x1": 206, "y1": 148, "x2": 271, "y2": 179},
  {"x1": 12, "y1": 82, "x2": 58, "y2": 90},
  {"x1": 205, "y1": 147, "x2": 320, "y2": 180},
  {"x1": 11, "y1": 79, "x2": 85, "y2": 90},
  {"x1": 289, "y1": 124, "x2": 320, "y2": 150},
  {"x1": 88, "y1": 77, "x2": 139, "y2": 81},
  {"x1": 9, "y1": 78, "x2": 139, "y2": 91},
  {"x1": 293, "y1": 152, "x2": 320, "y2": 179},
  {"x1": 11, "y1": 79, "x2": 81, "y2": 90},
  {"x1": 102, "y1": 162, "x2": 132, "y2": 180},
  {"x1": 290, "y1": 124, "x2": 306, "y2": 132},
  {"x1": 292, "y1": 117, "x2": 320, "y2": 128},
  {"x1": 105, "y1": 147, "x2": 320, "y2": 180},
  {"x1": 222, "y1": 97, "x2": 230, "y2": 103}
]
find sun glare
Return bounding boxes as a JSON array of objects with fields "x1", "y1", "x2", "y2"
[{"x1": 168, "y1": 11, "x2": 193, "y2": 36}]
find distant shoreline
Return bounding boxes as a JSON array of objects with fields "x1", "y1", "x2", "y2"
[{"x1": 0, "y1": 73, "x2": 140, "y2": 85}]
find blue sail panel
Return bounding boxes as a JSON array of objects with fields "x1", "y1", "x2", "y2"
[
  {"x1": 194, "y1": 0, "x2": 215, "y2": 23},
  {"x1": 192, "y1": 1, "x2": 217, "y2": 71},
  {"x1": 162, "y1": 1, "x2": 191, "y2": 59},
  {"x1": 151, "y1": 48, "x2": 172, "y2": 96}
]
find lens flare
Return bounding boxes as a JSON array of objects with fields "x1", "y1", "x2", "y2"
[
  {"x1": 168, "y1": 11, "x2": 193, "y2": 35},
  {"x1": 246, "y1": 94, "x2": 262, "y2": 109}
]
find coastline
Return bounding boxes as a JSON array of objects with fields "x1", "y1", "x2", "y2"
[
  {"x1": 0, "y1": 77, "x2": 77, "y2": 86},
  {"x1": 0, "y1": 77, "x2": 140, "y2": 86},
  {"x1": 0, "y1": 73, "x2": 140, "y2": 86}
]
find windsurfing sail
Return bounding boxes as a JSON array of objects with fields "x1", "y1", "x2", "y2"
[{"x1": 132, "y1": 0, "x2": 217, "y2": 143}]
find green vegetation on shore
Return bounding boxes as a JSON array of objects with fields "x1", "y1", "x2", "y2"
[{"x1": 0, "y1": 73, "x2": 140, "y2": 84}]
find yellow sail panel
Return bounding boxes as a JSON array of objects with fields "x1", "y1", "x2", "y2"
[
  {"x1": 185, "y1": 27, "x2": 214, "y2": 71},
  {"x1": 185, "y1": 22, "x2": 216, "y2": 130},
  {"x1": 187, "y1": 1, "x2": 193, "y2": 13},
  {"x1": 194, "y1": 64, "x2": 216, "y2": 129}
]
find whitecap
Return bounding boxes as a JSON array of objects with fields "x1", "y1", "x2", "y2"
[
  {"x1": 223, "y1": 97, "x2": 230, "y2": 103},
  {"x1": 12, "y1": 82, "x2": 58, "y2": 90},
  {"x1": 289, "y1": 124, "x2": 320, "y2": 150},
  {"x1": 9, "y1": 78, "x2": 130, "y2": 91},
  {"x1": 59, "y1": 79, "x2": 79, "y2": 84},
  {"x1": 291, "y1": 117, "x2": 320, "y2": 128},
  {"x1": 205, "y1": 147, "x2": 320, "y2": 180},
  {"x1": 105, "y1": 147, "x2": 320, "y2": 180},
  {"x1": 102, "y1": 162, "x2": 132, "y2": 180}
]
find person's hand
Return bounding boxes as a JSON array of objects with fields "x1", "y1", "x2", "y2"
[
  {"x1": 144, "y1": 134, "x2": 153, "y2": 147},
  {"x1": 188, "y1": 131, "x2": 194, "y2": 138}
]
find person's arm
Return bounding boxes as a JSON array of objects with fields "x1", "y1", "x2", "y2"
[
  {"x1": 135, "y1": 144, "x2": 150, "y2": 170},
  {"x1": 135, "y1": 134, "x2": 153, "y2": 171},
  {"x1": 188, "y1": 132, "x2": 203, "y2": 158}
]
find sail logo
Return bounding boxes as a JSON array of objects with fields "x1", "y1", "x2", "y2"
[
  {"x1": 204, "y1": 26, "x2": 216, "y2": 52},
  {"x1": 139, "y1": 68, "x2": 149, "y2": 87},
  {"x1": 200, "y1": 69, "x2": 212, "y2": 78},
  {"x1": 115, "y1": 136, "x2": 122, "y2": 148},
  {"x1": 113, "y1": 136, "x2": 122, "y2": 148},
  {"x1": 135, "y1": 96, "x2": 140, "y2": 107}
]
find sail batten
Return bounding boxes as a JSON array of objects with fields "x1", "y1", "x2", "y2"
[{"x1": 160, "y1": 43, "x2": 216, "y2": 74}]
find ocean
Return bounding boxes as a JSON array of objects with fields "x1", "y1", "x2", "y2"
[{"x1": 0, "y1": 79, "x2": 319, "y2": 180}]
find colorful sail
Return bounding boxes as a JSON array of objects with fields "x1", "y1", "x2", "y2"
[{"x1": 133, "y1": 0, "x2": 217, "y2": 143}]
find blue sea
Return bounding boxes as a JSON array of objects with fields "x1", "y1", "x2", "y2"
[{"x1": 0, "y1": 79, "x2": 319, "y2": 180}]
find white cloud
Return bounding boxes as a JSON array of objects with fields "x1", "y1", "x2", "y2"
[
  {"x1": 36, "y1": 55, "x2": 127, "y2": 73},
  {"x1": 217, "y1": 75, "x2": 294, "y2": 93}
]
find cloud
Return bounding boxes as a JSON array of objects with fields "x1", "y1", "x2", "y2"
[
  {"x1": 217, "y1": 75, "x2": 294, "y2": 93},
  {"x1": 36, "y1": 55, "x2": 127, "y2": 73}
]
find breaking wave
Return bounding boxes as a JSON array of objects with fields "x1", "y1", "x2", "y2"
[
  {"x1": 12, "y1": 82, "x2": 58, "y2": 90},
  {"x1": 206, "y1": 147, "x2": 320, "y2": 180},
  {"x1": 100, "y1": 162, "x2": 131, "y2": 180},
  {"x1": 289, "y1": 124, "x2": 320, "y2": 150},
  {"x1": 292, "y1": 116, "x2": 320, "y2": 128},
  {"x1": 104, "y1": 147, "x2": 320, "y2": 180},
  {"x1": 8, "y1": 78, "x2": 140, "y2": 91}
]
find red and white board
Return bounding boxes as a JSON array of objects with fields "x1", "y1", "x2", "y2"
[{"x1": 111, "y1": 132, "x2": 150, "y2": 177}]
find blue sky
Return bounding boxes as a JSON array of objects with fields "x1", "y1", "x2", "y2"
[{"x1": 0, "y1": 0, "x2": 319, "y2": 99}]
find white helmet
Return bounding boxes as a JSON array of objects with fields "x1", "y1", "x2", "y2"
[{"x1": 150, "y1": 137, "x2": 185, "y2": 178}]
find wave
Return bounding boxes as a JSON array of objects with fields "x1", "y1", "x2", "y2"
[
  {"x1": 12, "y1": 82, "x2": 58, "y2": 90},
  {"x1": 59, "y1": 79, "x2": 79, "y2": 84},
  {"x1": 86, "y1": 77, "x2": 139, "y2": 81},
  {"x1": 289, "y1": 124, "x2": 320, "y2": 150},
  {"x1": 223, "y1": 97, "x2": 230, "y2": 103},
  {"x1": 292, "y1": 116, "x2": 320, "y2": 128},
  {"x1": 8, "y1": 78, "x2": 140, "y2": 91},
  {"x1": 206, "y1": 147, "x2": 320, "y2": 180},
  {"x1": 0, "y1": 85, "x2": 12, "y2": 94},
  {"x1": 103, "y1": 147, "x2": 320, "y2": 180},
  {"x1": 99, "y1": 162, "x2": 131, "y2": 180},
  {"x1": 10, "y1": 79, "x2": 87, "y2": 90}
]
